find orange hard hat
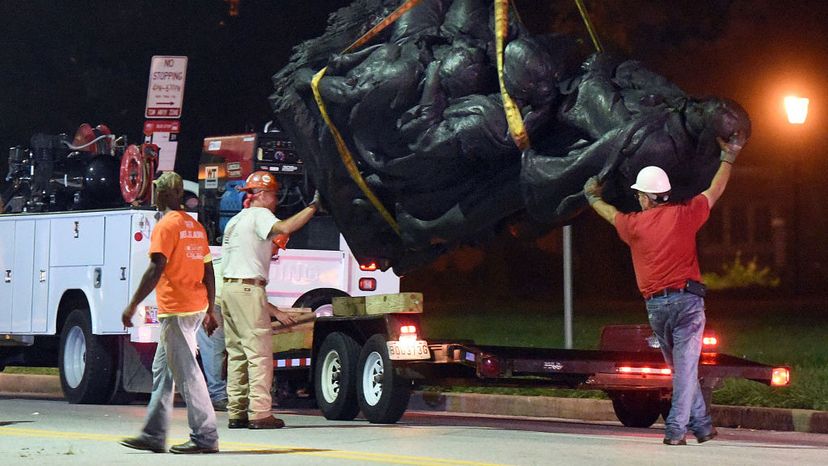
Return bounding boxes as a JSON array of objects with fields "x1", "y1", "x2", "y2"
[{"x1": 238, "y1": 171, "x2": 278, "y2": 192}]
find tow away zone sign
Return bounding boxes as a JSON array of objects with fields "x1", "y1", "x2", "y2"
[{"x1": 145, "y1": 56, "x2": 187, "y2": 118}]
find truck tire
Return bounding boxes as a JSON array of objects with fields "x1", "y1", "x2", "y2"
[
  {"x1": 357, "y1": 334, "x2": 411, "y2": 424},
  {"x1": 314, "y1": 332, "x2": 360, "y2": 420},
  {"x1": 59, "y1": 309, "x2": 118, "y2": 404},
  {"x1": 293, "y1": 288, "x2": 349, "y2": 317},
  {"x1": 608, "y1": 390, "x2": 662, "y2": 428}
]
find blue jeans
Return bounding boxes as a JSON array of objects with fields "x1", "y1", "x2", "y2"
[
  {"x1": 196, "y1": 304, "x2": 227, "y2": 402},
  {"x1": 646, "y1": 292, "x2": 713, "y2": 440},
  {"x1": 139, "y1": 313, "x2": 218, "y2": 449}
]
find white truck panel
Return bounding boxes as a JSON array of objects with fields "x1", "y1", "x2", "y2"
[
  {"x1": 31, "y1": 219, "x2": 50, "y2": 332},
  {"x1": 11, "y1": 221, "x2": 35, "y2": 333},
  {"x1": 49, "y1": 216, "x2": 105, "y2": 266},
  {"x1": 0, "y1": 223, "x2": 13, "y2": 331}
]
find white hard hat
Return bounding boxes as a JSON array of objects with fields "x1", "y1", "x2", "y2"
[{"x1": 630, "y1": 166, "x2": 671, "y2": 194}]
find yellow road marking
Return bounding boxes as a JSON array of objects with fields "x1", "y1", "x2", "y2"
[{"x1": 0, "y1": 426, "x2": 508, "y2": 466}]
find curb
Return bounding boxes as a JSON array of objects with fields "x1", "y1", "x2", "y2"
[{"x1": 2, "y1": 374, "x2": 826, "y2": 434}]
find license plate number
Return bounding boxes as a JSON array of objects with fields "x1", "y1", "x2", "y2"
[{"x1": 387, "y1": 340, "x2": 430, "y2": 360}]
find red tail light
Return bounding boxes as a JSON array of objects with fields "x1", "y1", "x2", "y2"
[
  {"x1": 134, "y1": 231, "x2": 143, "y2": 241},
  {"x1": 479, "y1": 356, "x2": 501, "y2": 378},
  {"x1": 399, "y1": 324, "x2": 417, "y2": 341},
  {"x1": 617, "y1": 366, "x2": 672, "y2": 375},
  {"x1": 703, "y1": 336, "x2": 718, "y2": 347},
  {"x1": 358, "y1": 277, "x2": 376, "y2": 291},
  {"x1": 771, "y1": 367, "x2": 790, "y2": 386}
]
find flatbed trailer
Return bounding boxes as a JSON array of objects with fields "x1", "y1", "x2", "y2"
[{"x1": 268, "y1": 304, "x2": 790, "y2": 428}]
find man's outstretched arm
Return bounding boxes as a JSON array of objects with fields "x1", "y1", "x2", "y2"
[{"x1": 584, "y1": 177, "x2": 619, "y2": 226}]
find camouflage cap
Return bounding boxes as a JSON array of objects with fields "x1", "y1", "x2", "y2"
[{"x1": 153, "y1": 171, "x2": 183, "y2": 193}]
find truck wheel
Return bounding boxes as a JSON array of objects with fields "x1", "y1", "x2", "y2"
[
  {"x1": 59, "y1": 309, "x2": 117, "y2": 404},
  {"x1": 314, "y1": 332, "x2": 360, "y2": 420},
  {"x1": 357, "y1": 334, "x2": 411, "y2": 424},
  {"x1": 293, "y1": 288, "x2": 349, "y2": 317},
  {"x1": 608, "y1": 390, "x2": 662, "y2": 428}
]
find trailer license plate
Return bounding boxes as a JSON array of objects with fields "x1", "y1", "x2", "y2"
[{"x1": 387, "y1": 340, "x2": 430, "y2": 360}]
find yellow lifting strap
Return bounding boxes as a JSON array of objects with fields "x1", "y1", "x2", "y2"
[
  {"x1": 311, "y1": 0, "x2": 424, "y2": 237},
  {"x1": 494, "y1": 0, "x2": 530, "y2": 151}
]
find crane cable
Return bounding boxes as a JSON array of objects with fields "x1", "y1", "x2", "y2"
[{"x1": 575, "y1": 0, "x2": 604, "y2": 53}]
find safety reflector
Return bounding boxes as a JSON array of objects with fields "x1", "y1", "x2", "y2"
[
  {"x1": 358, "y1": 277, "x2": 376, "y2": 291},
  {"x1": 771, "y1": 367, "x2": 790, "y2": 386},
  {"x1": 274, "y1": 357, "x2": 312, "y2": 368},
  {"x1": 134, "y1": 231, "x2": 143, "y2": 241}
]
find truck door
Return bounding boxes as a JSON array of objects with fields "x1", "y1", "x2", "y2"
[
  {"x1": 11, "y1": 220, "x2": 35, "y2": 332},
  {"x1": 31, "y1": 219, "x2": 50, "y2": 332},
  {"x1": 0, "y1": 221, "x2": 14, "y2": 331}
]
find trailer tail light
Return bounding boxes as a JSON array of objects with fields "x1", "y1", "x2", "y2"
[
  {"x1": 399, "y1": 325, "x2": 418, "y2": 341},
  {"x1": 617, "y1": 366, "x2": 672, "y2": 376},
  {"x1": 703, "y1": 336, "x2": 718, "y2": 347},
  {"x1": 358, "y1": 277, "x2": 376, "y2": 291},
  {"x1": 479, "y1": 355, "x2": 502, "y2": 378},
  {"x1": 359, "y1": 262, "x2": 378, "y2": 271},
  {"x1": 771, "y1": 367, "x2": 790, "y2": 386},
  {"x1": 387, "y1": 324, "x2": 430, "y2": 361}
]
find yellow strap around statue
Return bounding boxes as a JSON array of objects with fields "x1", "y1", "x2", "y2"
[
  {"x1": 494, "y1": 0, "x2": 530, "y2": 151},
  {"x1": 310, "y1": 0, "x2": 425, "y2": 237}
]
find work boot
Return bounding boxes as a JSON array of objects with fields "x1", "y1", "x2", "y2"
[
  {"x1": 248, "y1": 415, "x2": 285, "y2": 429},
  {"x1": 662, "y1": 437, "x2": 687, "y2": 446},
  {"x1": 169, "y1": 440, "x2": 218, "y2": 454},
  {"x1": 119, "y1": 436, "x2": 166, "y2": 453},
  {"x1": 228, "y1": 418, "x2": 249, "y2": 429},
  {"x1": 696, "y1": 428, "x2": 719, "y2": 443},
  {"x1": 212, "y1": 398, "x2": 228, "y2": 412}
]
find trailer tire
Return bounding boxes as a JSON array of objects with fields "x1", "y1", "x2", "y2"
[
  {"x1": 357, "y1": 334, "x2": 411, "y2": 424},
  {"x1": 314, "y1": 332, "x2": 361, "y2": 420},
  {"x1": 293, "y1": 288, "x2": 349, "y2": 318},
  {"x1": 609, "y1": 390, "x2": 662, "y2": 428},
  {"x1": 59, "y1": 309, "x2": 117, "y2": 404}
]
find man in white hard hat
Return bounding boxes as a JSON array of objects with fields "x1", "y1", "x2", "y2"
[{"x1": 583, "y1": 132, "x2": 746, "y2": 446}]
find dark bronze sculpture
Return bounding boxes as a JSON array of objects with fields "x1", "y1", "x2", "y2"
[{"x1": 270, "y1": 0, "x2": 750, "y2": 273}]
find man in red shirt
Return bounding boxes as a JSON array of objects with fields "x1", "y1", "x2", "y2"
[
  {"x1": 119, "y1": 171, "x2": 220, "y2": 454},
  {"x1": 584, "y1": 133, "x2": 745, "y2": 445}
]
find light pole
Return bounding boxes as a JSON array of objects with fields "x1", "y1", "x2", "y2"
[{"x1": 784, "y1": 95, "x2": 809, "y2": 294}]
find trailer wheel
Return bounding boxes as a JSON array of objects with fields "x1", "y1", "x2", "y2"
[
  {"x1": 293, "y1": 288, "x2": 349, "y2": 318},
  {"x1": 608, "y1": 390, "x2": 662, "y2": 428},
  {"x1": 314, "y1": 332, "x2": 360, "y2": 420},
  {"x1": 59, "y1": 309, "x2": 117, "y2": 404},
  {"x1": 357, "y1": 334, "x2": 411, "y2": 424}
]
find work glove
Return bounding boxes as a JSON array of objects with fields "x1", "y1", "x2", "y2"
[
  {"x1": 309, "y1": 189, "x2": 326, "y2": 213},
  {"x1": 718, "y1": 131, "x2": 747, "y2": 164},
  {"x1": 583, "y1": 176, "x2": 603, "y2": 205}
]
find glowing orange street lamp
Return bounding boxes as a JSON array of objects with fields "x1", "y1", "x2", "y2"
[{"x1": 784, "y1": 96, "x2": 810, "y2": 124}]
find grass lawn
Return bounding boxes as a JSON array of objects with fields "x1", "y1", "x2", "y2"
[{"x1": 420, "y1": 297, "x2": 828, "y2": 411}]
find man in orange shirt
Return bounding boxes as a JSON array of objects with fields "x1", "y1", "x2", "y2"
[{"x1": 120, "y1": 171, "x2": 220, "y2": 454}]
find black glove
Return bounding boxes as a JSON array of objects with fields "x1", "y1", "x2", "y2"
[
  {"x1": 583, "y1": 176, "x2": 602, "y2": 205},
  {"x1": 718, "y1": 132, "x2": 747, "y2": 164}
]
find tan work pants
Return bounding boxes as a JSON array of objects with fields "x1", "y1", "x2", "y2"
[{"x1": 220, "y1": 282, "x2": 273, "y2": 421}]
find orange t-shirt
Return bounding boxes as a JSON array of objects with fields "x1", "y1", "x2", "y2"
[{"x1": 149, "y1": 210, "x2": 212, "y2": 317}]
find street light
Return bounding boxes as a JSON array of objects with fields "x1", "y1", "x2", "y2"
[
  {"x1": 784, "y1": 96, "x2": 809, "y2": 125},
  {"x1": 783, "y1": 95, "x2": 809, "y2": 294}
]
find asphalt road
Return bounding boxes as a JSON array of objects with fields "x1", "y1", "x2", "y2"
[{"x1": 1, "y1": 396, "x2": 826, "y2": 465}]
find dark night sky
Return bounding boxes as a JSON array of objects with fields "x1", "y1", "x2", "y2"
[
  {"x1": 1, "y1": 0, "x2": 827, "y2": 297},
  {"x1": 1, "y1": 0, "x2": 826, "y2": 177}
]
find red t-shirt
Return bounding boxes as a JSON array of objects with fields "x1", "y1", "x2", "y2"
[
  {"x1": 149, "y1": 210, "x2": 212, "y2": 316},
  {"x1": 614, "y1": 194, "x2": 710, "y2": 297}
]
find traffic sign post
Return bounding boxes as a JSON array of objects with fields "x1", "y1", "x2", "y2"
[{"x1": 145, "y1": 56, "x2": 187, "y2": 119}]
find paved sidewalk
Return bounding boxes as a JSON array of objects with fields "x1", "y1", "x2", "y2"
[{"x1": 2, "y1": 373, "x2": 826, "y2": 433}]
